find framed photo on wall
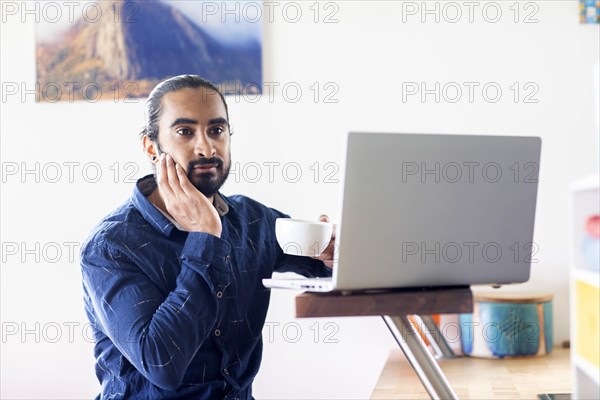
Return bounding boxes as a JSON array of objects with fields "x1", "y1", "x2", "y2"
[{"x1": 35, "y1": 1, "x2": 263, "y2": 102}]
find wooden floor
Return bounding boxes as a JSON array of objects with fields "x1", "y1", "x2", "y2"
[{"x1": 371, "y1": 347, "x2": 571, "y2": 399}]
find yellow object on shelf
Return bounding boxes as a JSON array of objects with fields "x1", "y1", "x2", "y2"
[
  {"x1": 570, "y1": 174, "x2": 600, "y2": 398},
  {"x1": 575, "y1": 280, "x2": 600, "y2": 368}
]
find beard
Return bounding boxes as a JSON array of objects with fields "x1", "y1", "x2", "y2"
[
  {"x1": 187, "y1": 154, "x2": 230, "y2": 198},
  {"x1": 153, "y1": 140, "x2": 230, "y2": 198}
]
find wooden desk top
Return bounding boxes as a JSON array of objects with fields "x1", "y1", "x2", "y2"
[
  {"x1": 296, "y1": 286, "x2": 473, "y2": 318},
  {"x1": 371, "y1": 347, "x2": 572, "y2": 399}
]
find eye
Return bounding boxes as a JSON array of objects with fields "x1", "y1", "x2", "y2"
[
  {"x1": 209, "y1": 127, "x2": 224, "y2": 136},
  {"x1": 176, "y1": 127, "x2": 193, "y2": 136}
]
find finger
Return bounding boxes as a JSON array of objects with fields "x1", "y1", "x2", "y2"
[
  {"x1": 162, "y1": 155, "x2": 188, "y2": 219},
  {"x1": 175, "y1": 163, "x2": 210, "y2": 205},
  {"x1": 319, "y1": 215, "x2": 336, "y2": 239},
  {"x1": 165, "y1": 154, "x2": 187, "y2": 200},
  {"x1": 156, "y1": 153, "x2": 176, "y2": 199},
  {"x1": 174, "y1": 162, "x2": 193, "y2": 199},
  {"x1": 175, "y1": 162, "x2": 213, "y2": 213},
  {"x1": 319, "y1": 242, "x2": 336, "y2": 269}
]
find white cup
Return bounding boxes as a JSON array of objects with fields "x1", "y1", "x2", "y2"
[{"x1": 275, "y1": 218, "x2": 333, "y2": 257}]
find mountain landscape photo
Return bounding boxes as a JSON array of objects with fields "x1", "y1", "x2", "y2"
[{"x1": 35, "y1": 0, "x2": 262, "y2": 102}]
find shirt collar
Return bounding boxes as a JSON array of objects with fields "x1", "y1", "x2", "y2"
[
  {"x1": 132, "y1": 174, "x2": 229, "y2": 237},
  {"x1": 213, "y1": 190, "x2": 230, "y2": 216}
]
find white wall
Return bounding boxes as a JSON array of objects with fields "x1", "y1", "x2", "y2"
[{"x1": 1, "y1": 1, "x2": 598, "y2": 399}]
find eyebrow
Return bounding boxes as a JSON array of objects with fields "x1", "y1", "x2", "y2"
[
  {"x1": 170, "y1": 118, "x2": 197, "y2": 128},
  {"x1": 169, "y1": 117, "x2": 228, "y2": 128},
  {"x1": 207, "y1": 117, "x2": 229, "y2": 126}
]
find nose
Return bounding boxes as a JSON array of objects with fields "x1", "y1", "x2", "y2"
[{"x1": 194, "y1": 132, "x2": 216, "y2": 158}]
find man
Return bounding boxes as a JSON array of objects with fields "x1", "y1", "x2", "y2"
[{"x1": 80, "y1": 75, "x2": 334, "y2": 399}]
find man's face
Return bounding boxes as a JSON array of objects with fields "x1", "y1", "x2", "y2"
[{"x1": 155, "y1": 87, "x2": 231, "y2": 198}]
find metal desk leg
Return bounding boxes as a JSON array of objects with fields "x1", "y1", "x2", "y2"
[
  {"x1": 417, "y1": 315, "x2": 457, "y2": 359},
  {"x1": 383, "y1": 315, "x2": 459, "y2": 400}
]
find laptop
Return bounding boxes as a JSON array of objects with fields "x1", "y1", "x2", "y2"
[{"x1": 263, "y1": 132, "x2": 542, "y2": 292}]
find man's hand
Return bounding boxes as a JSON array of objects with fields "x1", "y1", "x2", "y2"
[
  {"x1": 313, "y1": 214, "x2": 336, "y2": 269},
  {"x1": 157, "y1": 153, "x2": 222, "y2": 236}
]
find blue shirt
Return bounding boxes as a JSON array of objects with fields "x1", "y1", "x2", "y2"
[{"x1": 80, "y1": 175, "x2": 331, "y2": 399}]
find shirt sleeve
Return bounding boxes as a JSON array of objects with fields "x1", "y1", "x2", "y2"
[
  {"x1": 80, "y1": 231, "x2": 231, "y2": 391},
  {"x1": 267, "y1": 208, "x2": 333, "y2": 278}
]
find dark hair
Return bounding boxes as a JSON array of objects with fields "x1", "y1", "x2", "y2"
[{"x1": 140, "y1": 75, "x2": 230, "y2": 142}]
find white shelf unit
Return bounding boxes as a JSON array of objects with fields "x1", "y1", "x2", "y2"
[{"x1": 569, "y1": 173, "x2": 600, "y2": 399}]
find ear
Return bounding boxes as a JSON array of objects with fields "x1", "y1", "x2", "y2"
[{"x1": 142, "y1": 135, "x2": 160, "y2": 164}]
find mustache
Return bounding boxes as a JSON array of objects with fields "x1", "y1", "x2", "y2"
[{"x1": 188, "y1": 157, "x2": 223, "y2": 169}]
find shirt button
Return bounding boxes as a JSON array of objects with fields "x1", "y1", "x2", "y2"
[
  {"x1": 225, "y1": 255, "x2": 230, "y2": 262},
  {"x1": 216, "y1": 291, "x2": 223, "y2": 299},
  {"x1": 214, "y1": 329, "x2": 221, "y2": 336},
  {"x1": 223, "y1": 368, "x2": 229, "y2": 375}
]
